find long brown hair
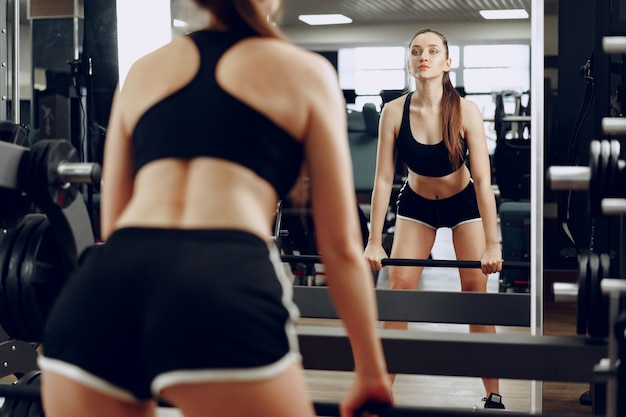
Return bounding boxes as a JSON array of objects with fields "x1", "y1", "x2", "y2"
[
  {"x1": 193, "y1": 0, "x2": 285, "y2": 39},
  {"x1": 409, "y1": 28, "x2": 464, "y2": 169}
]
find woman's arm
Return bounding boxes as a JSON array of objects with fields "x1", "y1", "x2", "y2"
[
  {"x1": 300, "y1": 53, "x2": 392, "y2": 415},
  {"x1": 363, "y1": 101, "x2": 401, "y2": 270},
  {"x1": 100, "y1": 86, "x2": 135, "y2": 240},
  {"x1": 462, "y1": 98, "x2": 502, "y2": 274}
]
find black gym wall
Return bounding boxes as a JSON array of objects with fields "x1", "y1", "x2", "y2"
[{"x1": 556, "y1": 0, "x2": 624, "y2": 276}]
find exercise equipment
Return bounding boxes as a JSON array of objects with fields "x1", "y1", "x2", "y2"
[
  {"x1": 0, "y1": 138, "x2": 100, "y2": 342},
  {"x1": 548, "y1": 139, "x2": 623, "y2": 217},
  {"x1": 280, "y1": 254, "x2": 530, "y2": 270},
  {"x1": 294, "y1": 286, "x2": 530, "y2": 326}
]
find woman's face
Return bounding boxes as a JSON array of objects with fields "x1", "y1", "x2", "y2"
[{"x1": 407, "y1": 31, "x2": 451, "y2": 80}]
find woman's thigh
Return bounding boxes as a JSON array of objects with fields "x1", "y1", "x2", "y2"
[
  {"x1": 452, "y1": 220, "x2": 488, "y2": 292},
  {"x1": 388, "y1": 218, "x2": 437, "y2": 289}
]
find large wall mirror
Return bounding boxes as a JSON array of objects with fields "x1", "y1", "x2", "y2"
[{"x1": 3, "y1": 0, "x2": 578, "y2": 413}]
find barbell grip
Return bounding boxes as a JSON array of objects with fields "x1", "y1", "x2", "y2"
[
  {"x1": 57, "y1": 162, "x2": 102, "y2": 185},
  {"x1": 546, "y1": 166, "x2": 590, "y2": 190}
]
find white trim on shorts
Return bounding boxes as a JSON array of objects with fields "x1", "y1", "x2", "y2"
[
  {"x1": 395, "y1": 214, "x2": 482, "y2": 230},
  {"x1": 151, "y1": 351, "x2": 301, "y2": 394},
  {"x1": 37, "y1": 356, "x2": 141, "y2": 403}
]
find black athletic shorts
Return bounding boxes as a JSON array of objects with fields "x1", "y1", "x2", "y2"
[
  {"x1": 396, "y1": 180, "x2": 481, "y2": 230},
  {"x1": 38, "y1": 228, "x2": 301, "y2": 402}
]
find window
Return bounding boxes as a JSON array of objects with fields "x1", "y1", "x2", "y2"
[
  {"x1": 338, "y1": 47, "x2": 406, "y2": 110},
  {"x1": 338, "y1": 42, "x2": 529, "y2": 115}
]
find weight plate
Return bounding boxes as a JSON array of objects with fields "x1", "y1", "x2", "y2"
[
  {"x1": 589, "y1": 253, "x2": 610, "y2": 338},
  {"x1": 587, "y1": 253, "x2": 602, "y2": 338},
  {"x1": 588, "y1": 140, "x2": 602, "y2": 217},
  {"x1": 600, "y1": 140, "x2": 610, "y2": 196},
  {"x1": 0, "y1": 217, "x2": 36, "y2": 339},
  {"x1": 608, "y1": 140, "x2": 621, "y2": 196},
  {"x1": 21, "y1": 217, "x2": 64, "y2": 343},
  {"x1": 19, "y1": 218, "x2": 51, "y2": 342},
  {"x1": 5, "y1": 215, "x2": 46, "y2": 341},
  {"x1": 576, "y1": 253, "x2": 589, "y2": 335}
]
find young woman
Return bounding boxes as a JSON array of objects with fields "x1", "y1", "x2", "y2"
[
  {"x1": 364, "y1": 28, "x2": 505, "y2": 409},
  {"x1": 37, "y1": 1, "x2": 393, "y2": 416}
]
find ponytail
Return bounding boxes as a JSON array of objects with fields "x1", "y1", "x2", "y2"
[{"x1": 194, "y1": 0, "x2": 285, "y2": 39}]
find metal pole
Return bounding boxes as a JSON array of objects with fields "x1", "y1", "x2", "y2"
[
  {"x1": 0, "y1": 0, "x2": 8, "y2": 120},
  {"x1": 11, "y1": 0, "x2": 18, "y2": 123},
  {"x1": 530, "y1": 0, "x2": 544, "y2": 412}
]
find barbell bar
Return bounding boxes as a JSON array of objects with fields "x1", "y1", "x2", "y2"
[
  {"x1": 280, "y1": 255, "x2": 530, "y2": 270},
  {"x1": 56, "y1": 162, "x2": 101, "y2": 187}
]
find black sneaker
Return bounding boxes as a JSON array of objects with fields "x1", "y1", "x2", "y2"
[{"x1": 483, "y1": 393, "x2": 506, "y2": 409}]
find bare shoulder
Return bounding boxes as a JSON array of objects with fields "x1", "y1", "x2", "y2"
[
  {"x1": 231, "y1": 38, "x2": 337, "y2": 87},
  {"x1": 460, "y1": 96, "x2": 482, "y2": 118},
  {"x1": 380, "y1": 93, "x2": 408, "y2": 123}
]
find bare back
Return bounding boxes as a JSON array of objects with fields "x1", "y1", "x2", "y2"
[{"x1": 100, "y1": 33, "x2": 332, "y2": 240}]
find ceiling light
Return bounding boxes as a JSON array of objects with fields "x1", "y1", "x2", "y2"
[
  {"x1": 298, "y1": 14, "x2": 352, "y2": 26},
  {"x1": 479, "y1": 9, "x2": 529, "y2": 20},
  {"x1": 173, "y1": 19, "x2": 188, "y2": 28}
]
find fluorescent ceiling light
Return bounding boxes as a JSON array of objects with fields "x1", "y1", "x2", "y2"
[
  {"x1": 298, "y1": 14, "x2": 352, "y2": 25},
  {"x1": 479, "y1": 9, "x2": 529, "y2": 20},
  {"x1": 173, "y1": 19, "x2": 188, "y2": 28}
]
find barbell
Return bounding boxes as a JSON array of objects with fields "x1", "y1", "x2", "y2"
[
  {"x1": 0, "y1": 139, "x2": 101, "y2": 229},
  {"x1": 280, "y1": 255, "x2": 530, "y2": 270}
]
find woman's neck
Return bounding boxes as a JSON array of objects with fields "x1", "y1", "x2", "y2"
[{"x1": 413, "y1": 79, "x2": 443, "y2": 109}]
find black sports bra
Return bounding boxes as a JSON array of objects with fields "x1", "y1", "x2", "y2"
[
  {"x1": 132, "y1": 30, "x2": 304, "y2": 199},
  {"x1": 395, "y1": 92, "x2": 467, "y2": 177}
]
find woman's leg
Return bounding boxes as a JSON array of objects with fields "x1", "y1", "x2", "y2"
[
  {"x1": 451, "y1": 220, "x2": 500, "y2": 398},
  {"x1": 159, "y1": 363, "x2": 316, "y2": 417},
  {"x1": 41, "y1": 372, "x2": 156, "y2": 417},
  {"x1": 384, "y1": 218, "x2": 437, "y2": 331}
]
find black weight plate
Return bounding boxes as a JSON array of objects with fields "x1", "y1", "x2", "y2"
[
  {"x1": 0, "y1": 188, "x2": 32, "y2": 231},
  {"x1": 589, "y1": 253, "x2": 611, "y2": 338},
  {"x1": 0, "y1": 217, "x2": 38, "y2": 339},
  {"x1": 0, "y1": 226, "x2": 22, "y2": 339},
  {"x1": 5, "y1": 215, "x2": 46, "y2": 341},
  {"x1": 18, "y1": 218, "x2": 50, "y2": 342},
  {"x1": 587, "y1": 253, "x2": 602, "y2": 338},
  {"x1": 577, "y1": 253, "x2": 589, "y2": 335},
  {"x1": 22, "y1": 218, "x2": 64, "y2": 343},
  {"x1": 608, "y1": 140, "x2": 620, "y2": 196},
  {"x1": 600, "y1": 140, "x2": 611, "y2": 197},
  {"x1": 588, "y1": 141, "x2": 601, "y2": 217}
]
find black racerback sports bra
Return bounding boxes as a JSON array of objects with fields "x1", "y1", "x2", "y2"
[
  {"x1": 132, "y1": 30, "x2": 304, "y2": 199},
  {"x1": 395, "y1": 92, "x2": 467, "y2": 177}
]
